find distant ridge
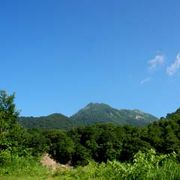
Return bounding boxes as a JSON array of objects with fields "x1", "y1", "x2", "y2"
[
  {"x1": 71, "y1": 103, "x2": 158, "y2": 127},
  {"x1": 18, "y1": 103, "x2": 158, "y2": 129},
  {"x1": 19, "y1": 113, "x2": 72, "y2": 130}
]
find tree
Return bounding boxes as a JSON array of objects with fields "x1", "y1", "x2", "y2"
[
  {"x1": 0, "y1": 90, "x2": 20, "y2": 151},
  {"x1": 45, "y1": 130, "x2": 74, "y2": 164},
  {"x1": 0, "y1": 91, "x2": 19, "y2": 134}
]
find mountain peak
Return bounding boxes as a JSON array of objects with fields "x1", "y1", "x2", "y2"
[
  {"x1": 47, "y1": 113, "x2": 66, "y2": 118},
  {"x1": 133, "y1": 109, "x2": 144, "y2": 114},
  {"x1": 19, "y1": 103, "x2": 159, "y2": 129},
  {"x1": 71, "y1": 103, "x2": 158, "y2": 126},
  {"x1": 85, "y1": 102, "x2": 112, "y2": 109}
]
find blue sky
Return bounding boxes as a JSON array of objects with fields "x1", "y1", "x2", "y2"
[{"x1": 0, "y1": 0, "x2": 180, "y2": 117}]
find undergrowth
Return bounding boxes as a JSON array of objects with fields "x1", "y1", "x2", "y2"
[{"x1": 0, "y1": 149, "x2": 180, "y2": 180}]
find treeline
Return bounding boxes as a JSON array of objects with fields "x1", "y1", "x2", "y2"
[
  {"x1": 29, "y1": 115, "x2": 180, "y2": 166},
  {"x1": 0, "y1": 91, "x2": 180, "y2": 167}
]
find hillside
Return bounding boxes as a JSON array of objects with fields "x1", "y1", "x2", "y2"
[
  {"x1": 71, "y1": 103, "x2": 158, "y2": 127},
  {"x1": 19, "y1": 103, "x2": 158, "y2": 129},
  {"x1": 18, "y1": 113, "x2": 72, "y2": 130}
]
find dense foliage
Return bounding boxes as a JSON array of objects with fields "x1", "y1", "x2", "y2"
[
  {"x1": 55, "y1": 150, "x2": 180, "y2": 180},
  {"x1": 0, "y1": 149, "x2": 179, "y2": 179},
  {"x1": 64, "y1": 116, "x2": 180, "y2": 166},
  {"x1": 18, "y1": 103, "x2": 158, "y2": 129},
  {"x1": 18, "y1": 109, "x2": 180, "y2": 166},
  {"x1": 0, "y1": 90, "x2": 180, "y2": 179},
  {"x1": 0, "y1": 91, "x2": 28, "y2": 157},
  {"x1": 19, "y1": 113, "x2": 72, "y2": 130}
]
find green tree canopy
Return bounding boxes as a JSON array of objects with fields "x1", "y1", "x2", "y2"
[{"x1": 0, "y1": 90, "x2": 28, "y2": 156}]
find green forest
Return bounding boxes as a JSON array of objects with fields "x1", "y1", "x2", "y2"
[
  {"x1": 18, "y1": 102, "x2": 158, "y2": 129},
  {"x1": 0, "y1": 90, "x2": 180, "y2": 179}
]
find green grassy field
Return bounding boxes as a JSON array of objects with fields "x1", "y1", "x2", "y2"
[{"x1": 0, "y1": 150, "x2": 180, "y2": 180}]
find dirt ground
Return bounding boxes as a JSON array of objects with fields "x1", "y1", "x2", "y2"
[{"x1": 40, "y1": 154, "x2": 71, "y2": 171}]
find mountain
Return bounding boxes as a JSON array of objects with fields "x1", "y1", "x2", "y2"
[
  {"x1": 71, "y1": 103, "x2": 158, "y2": 127},
  {"x1": 18, "y1": 103, "x2": 158, "y2": 129},
  {"x1": 166, "y1": 108, "x2": 180, "y2": 120},
  {"x1": 18, "y1": 113, "x2": 72, "y2": 130}
]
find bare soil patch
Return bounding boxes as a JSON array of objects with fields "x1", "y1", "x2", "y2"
[{"x1": 40, "y1": 154, "x2": 71, "y2": 171}]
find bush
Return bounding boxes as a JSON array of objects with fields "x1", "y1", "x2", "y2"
[
  {"x1": 0, "y1": 150, "x2": 11, "y2": 165},
  {"x1": 54, "y1": 150, "x2": 180, "y2": 180}
]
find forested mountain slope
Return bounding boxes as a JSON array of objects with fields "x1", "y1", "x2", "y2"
[
  {"x1": 19, "y1": 103, "x2": 158, "y2": 129},
  {"x1": 19, "y1": 113, "x2": 72, "y2": 130},
  {"x1": 71, "y1": 103, "x2": 158, "y2": 127}
]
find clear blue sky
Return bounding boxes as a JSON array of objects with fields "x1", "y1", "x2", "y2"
[{"x1": 0, "y1": 0, "x2": 180, "y2": 118}]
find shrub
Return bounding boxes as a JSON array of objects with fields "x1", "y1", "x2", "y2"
[{"x1": 0, "y1": 150, "x2": 11, "y2": 165}]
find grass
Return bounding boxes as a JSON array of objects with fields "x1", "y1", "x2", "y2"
[
  {"x1": 0, "y1": 154, "x2": 52, "y2": 180},
  {"x1": 52, "y1": 160, "x2": 180, "y2": 180},
  {"x1": 53, "y1": 150, "x2": 180, "y2": 180},
  {"x1": 0, "y1": 150, "x2": 180, "y2": 180}
]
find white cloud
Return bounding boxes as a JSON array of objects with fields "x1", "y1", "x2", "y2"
[
  {"x1": 140, "y1": 77, "x2": 151, "y2": 85},
  {"x1": 166, "y1": 53, "x2": 180, "y2": 76},
  {"x1": 148, "y1": 54, "x2": 165, "y2": 70}
]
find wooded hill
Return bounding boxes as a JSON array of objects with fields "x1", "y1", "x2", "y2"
[{"x1": 18, "y1": 103, "x2": 158, "y2": 129}]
